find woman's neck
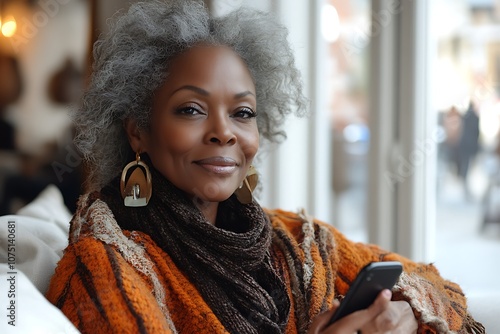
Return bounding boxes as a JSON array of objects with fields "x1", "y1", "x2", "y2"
[{"x1": 194, "y1": 200, "x2": 219, "y2": 225}]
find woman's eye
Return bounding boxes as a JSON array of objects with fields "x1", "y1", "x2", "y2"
[
  {"x1": 233, "y1": 107, "x2": 257, "y2": 119},
  {"x1": 175, "y1": 106, "x2": 204, "y2": 115}
]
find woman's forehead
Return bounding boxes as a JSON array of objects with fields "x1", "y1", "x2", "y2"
[{"x1": 159, "y1": 45, "x2": 255, "y2": 95}]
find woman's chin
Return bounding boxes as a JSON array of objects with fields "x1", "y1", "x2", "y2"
[
  {"x1": 184, "y1": 180, "x2": 239, "y2": 204},
  {"x1": 190, "y1": 192, "x2": 235, "y2": 205}
]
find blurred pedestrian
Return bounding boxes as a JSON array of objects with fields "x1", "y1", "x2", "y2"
[
  {"x1": 458, "y1": 101, "x2": 480, "y2": 199},
  {"x1": 442, "y1": 105, "x2": 462, "y2": 175}
]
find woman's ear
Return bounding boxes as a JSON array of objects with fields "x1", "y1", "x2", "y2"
[{"x1": 123, "y1": 118, "x2": 147, "y2": 153}]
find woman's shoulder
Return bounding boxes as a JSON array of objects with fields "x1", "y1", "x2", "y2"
[
  {"x1": 67, "y1": 191, "x2": 157, "y2": 260},
  {"x1": 265, "y1": 208, "x2": 336, "y2": 229},
  {"x1": 68, "y1": 191, "x2": 113, "y2": 242},
  {"x1": 264, "y1": 208, "x2": 339, "y2": 244}
]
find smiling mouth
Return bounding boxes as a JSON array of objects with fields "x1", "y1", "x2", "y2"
[{"x1": 193, "y1": 157, "x2": 239, "y2": 175}]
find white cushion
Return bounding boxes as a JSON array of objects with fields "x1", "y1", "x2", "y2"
[
  {"x1": 0, "y1": 185, "x2": 76, "y2": 332},
  {"x1": 0, "y1": 185, "x2": 71, "y2": 294},
  {"x1": 0, "y1": 214, "x2": 68, "y2": 294},
  {"x1": 0, "y1": 263, "x2": 80, "y2": 333},
  {"x1": 16, "y1": 184, "x2": 72, "y2": 232}
]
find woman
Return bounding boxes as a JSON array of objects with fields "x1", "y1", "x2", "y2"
[{"x1": 46, "y1": 1, "x2": 484, "y2": 333}]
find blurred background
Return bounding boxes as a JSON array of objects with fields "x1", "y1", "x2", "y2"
[
  {"x1": 321, "y1": 0, "x2": 500, "y2": 296},
  {"x1": 0, "y1": 0, "x2": 499, "y2": 296}
]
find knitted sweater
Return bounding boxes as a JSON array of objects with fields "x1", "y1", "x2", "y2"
[{"x1": 46, "y1": 193, "x2": 483, "y2": 334}]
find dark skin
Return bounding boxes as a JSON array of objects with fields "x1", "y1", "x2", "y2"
[
  {"x1": 125, "y1": 45, "x2": 418, "y2": 333},
  {"x1": 125, "y1": 45, "x2": 259, "y2": 225}
]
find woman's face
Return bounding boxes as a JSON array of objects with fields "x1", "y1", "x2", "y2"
[{"x1": 141, "y1": 45, "x2": 259, "y2": 202}]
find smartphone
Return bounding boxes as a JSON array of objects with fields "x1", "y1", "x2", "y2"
[{"x1": 327, "y1": 261, "x2": 403, "y2": 325}]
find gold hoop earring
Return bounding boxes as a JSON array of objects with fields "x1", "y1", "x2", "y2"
[
  {"x1": 120, "y1": 152, "x2": 152, "y2": 207},
  {"x1": 234, "y1": 165, "x2": 258, "y2": 204}
]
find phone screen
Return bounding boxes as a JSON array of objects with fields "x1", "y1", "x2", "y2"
[{"x1": 327, "y1": 261, "x2": 403, "y2": 325}]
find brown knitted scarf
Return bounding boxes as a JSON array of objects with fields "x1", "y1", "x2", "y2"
[{"x1": 101, "y1": 165, "x2": 290, "y2": 333}]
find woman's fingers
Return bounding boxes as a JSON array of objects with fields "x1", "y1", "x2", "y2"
[
  {"x1": 372, "y1": 300, "x2": 403, "y2": 330},
  {"x1": 315, "y1": 290, "x2": 392, "y2": 334},
  {"x1": 334, "y1": 289, "x2": 392, "y2": 333},
  {"x1": 370, "y1": 301, "x2": 418, "y2": 333},
  {"x1": 308, "y1": 290, "x2": 418, "y2": 334}
]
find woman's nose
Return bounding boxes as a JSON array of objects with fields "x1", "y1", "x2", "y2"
[{"x1": 205, "y1": 113, "x2": 236, "y2": 145}]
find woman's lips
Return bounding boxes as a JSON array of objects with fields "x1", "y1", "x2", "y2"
[{"x1": 193, "y1": 157, "x2": 238, "y2": 175}]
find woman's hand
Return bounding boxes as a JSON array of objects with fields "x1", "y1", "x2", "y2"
[{"x1": 307, "y1": 290, "x2": 418, "y2": 334}]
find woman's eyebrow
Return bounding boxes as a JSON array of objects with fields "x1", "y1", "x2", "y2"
[
  {"x1": 234, "y1": 91, "x2": 255, "y2": 99},
  {"x1": 173, "y1": 86, "x2": 255, "y2": 100},
  {"x1": 173, "y1": 85, "x2": 209, "y2": 96}
]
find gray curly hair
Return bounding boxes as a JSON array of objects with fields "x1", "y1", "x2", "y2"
[{"x1": 75, "y1": 0, "x2": 308, "y2": 190}]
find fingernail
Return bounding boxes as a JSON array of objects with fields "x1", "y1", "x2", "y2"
[{"x1": 382, "y1": 289, "x2": 392, "y2": 299}]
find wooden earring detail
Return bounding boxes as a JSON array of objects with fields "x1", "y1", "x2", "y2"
[
  {"x1": 120, "y1": 152, "x2": 152, "y2": 207},
  {"x1": 234, "y1": 165, "x2": 258, "y2": 204}
]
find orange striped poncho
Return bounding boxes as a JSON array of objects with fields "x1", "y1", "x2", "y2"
[{"x1": 46, "y1": 193, "x2": 483, "y2": 333}]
